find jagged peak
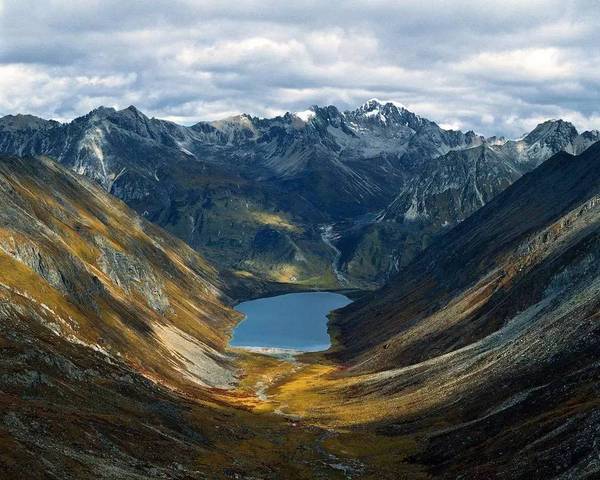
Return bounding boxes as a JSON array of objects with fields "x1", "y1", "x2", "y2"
[
  {"x1": 0, "y1": 113, "x2": 57, "y2": 131},
  {"x1": 362, "y1": 98, "x2": 383, "y2": 110},
  {"x1": 211, "y1": 112, "x2": 256, "y2": 125},
  {"x1": 116, "y1": 105, "x2": 149, "y2": 119},
  {"x1": 0, "y1": 113, "x2": 43, "y2": 121},
  {"x1": 361, "y1": 98, "x2": 406, "y2": 111},
  {"x1": 486, "y1": 135, "x2": 508, "y2": 146},
  {"x1": 350, "y1": 98, "x2": 419, "y2": 122},
  {"x1": 580, "y1": 129, "x2": 600, "y2": 138},
  {"x1": 342, "y1": 98, "x2": 429, "y2": 133},
  {"x1": 355, "y1": 99, "x2": 391, "y2": 116},
  {"x1": 217, "y1": 113, "x2": 249, "y2": 121},
  {"x1": 524, "y1": 118, "x2": 578, "y2": 144},
  {"x1": 90, "y1": 106, "x2": 116, "y2": 115},
  {"x1": 75, "y1": 106, "x2": 117, "y2": 123},
  {"x1": 531, "y1": 118, "x2": 575, "y2": 130},
  {"x1": 293, "y1": 107, "x2": 316, "y2": 123}
]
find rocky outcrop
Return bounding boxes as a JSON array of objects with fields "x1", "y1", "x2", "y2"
[{"x1": 96, "y1": 238, "x2": 170, "y2": 314}]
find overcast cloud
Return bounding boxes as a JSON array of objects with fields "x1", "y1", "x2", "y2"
[{"x1": 1, "y1": 0, "x2": 599, "y2": 136}]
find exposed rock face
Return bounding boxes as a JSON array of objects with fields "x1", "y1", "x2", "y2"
[
  {"x1": 97, "y1": 238, "x2": 170, "y2": 314},
  {"x1": 0, "y1": 236, "x2": 104, "y2": 309},
  {"x1": 0, "y1": 101, "x2": 597, "y2": 289},
  {"x1": 335, "y1": 122, "x2": 600, "y2": 285}
]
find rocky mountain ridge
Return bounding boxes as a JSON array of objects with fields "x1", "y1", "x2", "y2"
[
  {"x1": 1, "y1": 100, "x2": 597, "y2": 289},
  {"x1": 332, "y1": 116, "x2": 599, "y2": 284}
]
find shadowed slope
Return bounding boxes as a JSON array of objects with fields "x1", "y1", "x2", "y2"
[{"x1": 330, "y1": 143, "x2": 600, "y2": 371}]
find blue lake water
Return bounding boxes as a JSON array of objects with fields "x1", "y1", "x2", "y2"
[{"x1": 230, "y1": 292, "x2": 352, "y2": 351}]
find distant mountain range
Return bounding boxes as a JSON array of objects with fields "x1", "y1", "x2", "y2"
[{"x1": 1, "y1": 100, "x2": 598, "y2": 290}]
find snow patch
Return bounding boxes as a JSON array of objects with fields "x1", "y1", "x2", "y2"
[
  {"x1": 404, "y1": 198, "x2": 422, "y2": 220},
  {"x1": 294, "y1": 109, "x2": 315, "y2": 123}
]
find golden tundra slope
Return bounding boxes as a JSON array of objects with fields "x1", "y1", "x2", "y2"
[
  {"x1": 227, "y1": 138, "x2": 600, "y2": 479},
  {"x1": 0, "y1": 155, "x2": 241, "y2": 391}
]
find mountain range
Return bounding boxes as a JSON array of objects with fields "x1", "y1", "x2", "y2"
[
  {"x1": 2, "y1": 100, "x2": 597, "y2": 290},
  {"x1": 0, "y1": 100, "x2": 599, "y2": 478}
]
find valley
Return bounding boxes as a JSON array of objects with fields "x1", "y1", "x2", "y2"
[{"x1": 0, "y1": 139, "x2": 597, "y2": 478}]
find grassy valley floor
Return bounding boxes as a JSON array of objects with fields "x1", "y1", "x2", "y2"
[{"x1": 215, "y1": 349, "x2": 430, "y2": 479}]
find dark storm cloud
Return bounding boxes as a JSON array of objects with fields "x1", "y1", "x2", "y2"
[{"x1": 1, "y1": 0, "x2": 599, "y2": 136}]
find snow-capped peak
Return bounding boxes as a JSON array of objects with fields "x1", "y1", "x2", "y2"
[
  {"x1": 363, "y1": 98, "x2": 383, "y2": 109},
  {"x1": 362, "y1": 98, "x2": 405, "y2": 110},
  {"x1": 365, "y1": 107, "x2": 381, "y2": 118},
  {"x1": 294, "y1": 109, "x2": 316, "y2": 123}
]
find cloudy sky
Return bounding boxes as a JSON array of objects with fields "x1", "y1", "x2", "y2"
[{"x1": 1, "y1": 0, "x2": 599, "y2": 136}]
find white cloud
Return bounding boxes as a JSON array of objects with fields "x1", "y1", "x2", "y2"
[
  {"x1": 456, "y1": 48, "x2": 575, "y2": 82},
  {"x1": 0, "y1": 0, "x2": 599, "y2": 137}
]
